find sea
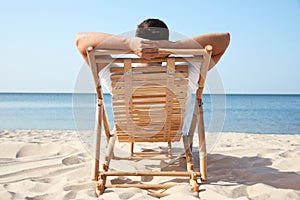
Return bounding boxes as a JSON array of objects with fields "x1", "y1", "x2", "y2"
[{"x1": 0, "y1": 93, "x2": 299, "y2": 134}]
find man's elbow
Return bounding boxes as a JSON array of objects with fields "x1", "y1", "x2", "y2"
[
  {"x1": 75, "y1": 33, "x2": 85, "y2": 53},
  {"x1": 75, "y1": 33, "x2": 88, "y2": 59},
  {"x1": 219, "y1": 32, "x2": 230, "y2": 53},
  {"x1": 224, "y1": 32, "x2": 230, "y2": 47},
  {"x1": 75, "y1": 33, "x2": 83, "y2": 49}
]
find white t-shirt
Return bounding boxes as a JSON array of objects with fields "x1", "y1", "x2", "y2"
[{"x1": 99, "y1": 62, "x2": 201, "y2": 135}]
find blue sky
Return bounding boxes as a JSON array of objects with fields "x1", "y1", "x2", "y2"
[{"x1": 0, "y1": 0, "x2": 299, "y2": 94}]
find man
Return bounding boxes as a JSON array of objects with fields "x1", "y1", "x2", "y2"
[
  {"x1": 75, "y1": 18, "x2": 230, "y2": 134},
  {"x1": 76, "y1": 18, "x2": 230, "y2": 70}
]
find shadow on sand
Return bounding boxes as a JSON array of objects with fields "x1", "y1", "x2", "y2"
[{"x1": 200, "y1": 153, "x2": 300, "y2": 191}]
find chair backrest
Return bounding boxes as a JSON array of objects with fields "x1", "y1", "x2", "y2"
[
  {"x1": 111, "y1": 61, "x2": 188, "y2": 142},
  {"x1": 87, "y1": 48, "x2": 212, "y2": 143}
]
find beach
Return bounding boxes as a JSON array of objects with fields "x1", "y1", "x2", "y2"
[{"x1": 0, "y1": 130, "x2": 299, "y2": 200}]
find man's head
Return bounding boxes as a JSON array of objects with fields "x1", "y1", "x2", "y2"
[{"x1": 135, "y1": 18, "x2": 169, "y2": 40}]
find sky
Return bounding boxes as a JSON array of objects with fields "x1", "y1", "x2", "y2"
[{"x1": 0, "y1": 0, "x2": 299, "y2": 94}]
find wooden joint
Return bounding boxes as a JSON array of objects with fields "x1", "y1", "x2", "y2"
[
  {"x1": 125, "y1": 70, "x2": 132, "y2": 76},
  {"x1": 99, "y1": 173, "x2": 106, "y2": 180},
  {"x1": 187, "y1": 163, "x2": 194, "y2": 171},
  {"x1": 102, "y1": 164, "x2": 109, "y2": 171},
  {"x1": 96, "y1": 84, "x2": 102, "y2": 97},
  {"x1": 196, "y1": 87, "x2": 204, "y2": 99},
  {"x1": 97, "y1": 84, "x2": 102, "y2": 90},
  {"x1": 86, "y1": 46, "x2": 94, "y2": 52},
  {"x1": 205, "y1": 45, "x2": 213, "y2": 53},
  {"x1": 168, "y1": 68, "x2": 175, "y2": 75},
  {"x1": 97, "y1": 99, "x2": 103, "y2": 106},
  {"x1": 197, "y1": 99, "x2": 203, "y2": 107}
]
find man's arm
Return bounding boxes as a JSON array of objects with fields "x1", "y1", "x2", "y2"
[
  {"x1": 75, "y1": 32, "x2": 159, "y2": 62},
  {"x1": 157, "y1": 32, "x2": 230, "y2": 70},
  {"x1": 75, "y1": 32, "x2": 230, "y2": 70},
  {"x1": 186, "y1": 32, "x2": 230, "y2": 70},
  {"x1": 75, "y1": 32, "x2": 113, "y2": 61}
]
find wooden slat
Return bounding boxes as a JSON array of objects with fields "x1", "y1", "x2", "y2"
[
  {"x1": 113, "y1": 109, "x2": 185, "y2": 116},
  {"x1": 114, "y1": 111, "x2": 184, "y2": 115},
  {"x1": 112, "y1": 85, "x2": 188, "y2": 93},
  {"x1": 117, "y1": 134, "x2": 180, "y2": 142},
  {"x1": 110, "y1": 65, "x2": 188, "y2": 73},
  {"x1": 115, "y1": 130, "x2": 180, "y2": 136},
  {"x1": 132, "y1": 94, "x2": 166, "y2": 98},
  {"x1": 93, "y1": 48, "x2": 207, "y2": 55},
  {"x1": 113, "y1": 107, "x2": 185, "y2": 114},
  {"x1": 111, "y1": 79, "x2": 188, "y2": 88},
  {"x1": 113, "y1": 106, "x2": 167, "y2": 111},
  {"x1": 112, "y1": 102, "x2": 186, "y2": 107},
  {"x1": 113, "y1": 112, "x2": 178, "y2": 116},
  {"x1": 101, "y1": 170, "x2": 201, "y2": 177},
  {"x1": 115, "y1": 120, "x2": 183, "y2": 125},
  {"x1": 117, "y1": 132, "x2": 182, "y2": 138},
  {"x1": 114, "y1": 118, "x2": 182, "y2": 125},
  {"x1": 116, "y1": 130, "x2": 182, "y2": 136},
  {"x1": 115, "y1": 125, "x2": 182, "y2": 130},
  {"x1": 124, "y1": 59, "x2": 133, "y2": 138},
  {"x1": 113, "y1": 92, "x2": 184, "y2": 99},
  {"x1": 115, "y1": 128, "x2": 182, "y2": 134},
  {"x1": 115, "y1": 120, "x2": 182, "y2": 125},
  {"x1": 112, "y1": 105, "x2": 186, "y2": 112},
  {"x1": 131, "y1": 96, "x2": 185, "y2": 104},
  {"x1": 112, "y1": 90, "x2": 187, "y2": 98},
  {"x1": 131, "y1": 97, "x2": 167, "y2": 102},
  {"x1": 114, "y1": 117, "x2": 184, "y2": 124},
  {"x1": 96, "y1": 57, "x2": 203, "y2": 63},
  {"x1": 117, "y1": 132, "x2": 181, "y2": 138},
  {"x1": 115, "y1": 125, "x2": 166, "y2": 132},
  {"x1": 93, "y1": 48, "x2": 208, "y2": 57},
  {"x1": 112, "y1": 85, "x2": 188, "y2": 92},
  {"x1": 165, "y1": 58, "x2": 175, "y2": 141},
  {"x1": 113, "y1": 106, "x2": 165, "y2": 111},
  {"x1": 116, "y1": 128, "x2": 182, "y2": 133},
  {"x1": 112, "y1": 95, "x2": 186, "y2": 101},
  {"x1": 114, "y1": 113, "x2": 183, "y2": 119},
  {"x1": 117, "y1": 134, "x2": 181, "y2": 142},
  {"x1": 131, "y1": 100, "x2": 167, "y2": 105},
  {"x1": 111, "y1": 72, "x2": 188, "y2": 81},
  {"x1": 115, "y1": 122, "x2": 165, "y2": 128},
  {"x1": 114, "y1": 112, "x2": 184, "y2": 119}
]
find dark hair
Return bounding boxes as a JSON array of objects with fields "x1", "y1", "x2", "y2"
[{"x1": 135, "y1": 18, "x2": 169, "y2": 40}]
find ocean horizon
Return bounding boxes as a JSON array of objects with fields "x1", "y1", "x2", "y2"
[{"x1": 0, "y1": 92, "x2": 299, "y2": 134}]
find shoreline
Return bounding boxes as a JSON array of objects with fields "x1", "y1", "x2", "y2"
[
  {"x1": 1, "y1": 92, "x2": 300, "y2": 95},
  {"x1": 1, "y1": 129, "x2": 299, "y2": 135},
  {"x1": 0, "y1": 130, "x2": 299, "y2": 199}
]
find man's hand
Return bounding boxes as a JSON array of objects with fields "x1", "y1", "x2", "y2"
[{"x1": 128, "y1": 38, "x2": 159, "y2": 59}]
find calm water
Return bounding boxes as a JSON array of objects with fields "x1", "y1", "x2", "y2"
[{"x1": 0, "y1": 93, "x2": 299, "y2": 134}]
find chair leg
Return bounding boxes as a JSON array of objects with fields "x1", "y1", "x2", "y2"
[
  {"x1": 190, "y1": 172, "x2": 200, "y2": 195},
  {"x1": 183, "y1": 135, "x2": 193, "y2": 170},
  {"x1": 92, "y1": 102, "x2": 103, "y2": 181},
  {"x1": 96, "y1": 174, "x2": 106, "y2": 196},
  {"x1": 198, "y1": 103, "x2": 207, "y2": 181},
  {"x1": 103, "y1": 134, "x2": 117, "y2": 171},
  {"x1": 188, "y1": 101, "x2": 199, "y2": 153},
  {"x1": 167, "y1": 142, "x2": 172, "y2": 157},
  {"x1": 130, "y1": 142, "x2": 134, "y2": 156}
]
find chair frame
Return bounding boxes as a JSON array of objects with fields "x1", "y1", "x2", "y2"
[{"x1": 86, "y1": 46, "x2": 212, "y2": 197}]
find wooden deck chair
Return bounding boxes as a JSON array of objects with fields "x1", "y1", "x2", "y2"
[{"x1": 86, "y1": 46, "x2": 212, "y2": 197}]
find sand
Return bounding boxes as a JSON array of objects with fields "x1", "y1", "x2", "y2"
[{"x1": 0, "y1": 130, "x2": 299, "y2": 200}]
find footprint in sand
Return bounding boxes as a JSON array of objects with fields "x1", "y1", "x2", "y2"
[
  {"x1": 279, "y1": 150, "x2": 299, "y2": 158},
  {"x1": 15, "y1": 143, "x2": 61, "y2": 158},
  {"x1": 62, "y1": 153, "x2": 89, "y2": 165}
]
